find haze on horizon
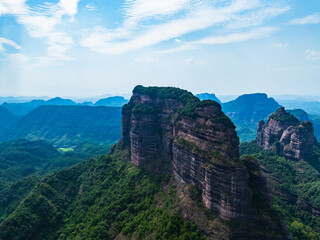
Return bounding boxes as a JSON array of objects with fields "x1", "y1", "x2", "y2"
[{"x1": 0, "y1": 0, "x2": 319, "y2": 97}]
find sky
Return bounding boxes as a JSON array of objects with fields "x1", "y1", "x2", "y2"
[{"x1": 0, "y1": 0, "x2": 319, "y2": 98}]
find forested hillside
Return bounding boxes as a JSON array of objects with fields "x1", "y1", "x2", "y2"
[
  {"x1": 240, "y1": 142, "x2": 320, "y2": 240},
  {"x1": 0, "y1": 105, "x2": 122, "y2": 147},
  {"x1": 0, "y1": 148, "x2": 206, "y2": 240},
  {"x1": 0, "y1": 139, "x2": 112, "y2": 223}
]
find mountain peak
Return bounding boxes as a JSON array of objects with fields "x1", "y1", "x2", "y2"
[{"x1": 121, "y1": 86, "x2": 254, "y2": 220}]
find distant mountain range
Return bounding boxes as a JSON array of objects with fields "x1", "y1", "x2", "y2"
[
  {"x1": 192, "y1": 92, "x2": 320, "y2": 142},
  {"x1": 1, "y1": 96, "x2": 129, "y2": 115},
  {"x1": 0, "y1": 105, "x2": 122, "y2": 147},
  {"x1": 1, "y1": 97, "x2": 77, "y2": 115},
  {"x1": 94, "y1": 96, "x2": 128, "y2": 107},
  {"x1": 277, "y1": 100, "x2": 320, "y2": 115},
  {"x1": 1, "y1": 93, "x2": 319, "y2": 144},
  {"x1": 221, "y1": 93, "x2": 281, "y2": 142}
]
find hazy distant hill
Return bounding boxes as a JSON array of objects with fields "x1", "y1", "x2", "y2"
[
  {"x1": 196, "y1": 93, "x2": 221, "y2": 104},
  {"x1": 222, "y1": 93, "x2": 281, "y2": 142},
  {"x1": 287, "y1": 109, "x2": 310, "y2": 121},
  {"x1": 95, "y1": 96, "x2": 128, "y2": 107},
  {"x1": 0, "y1": 105, "x2": 122, "y2": 147},
  {"x1": 1, "y1": 97, "x2": 76, "y2": 115},
  {"x1": 277, "y1": 100, "x2": 320, "y2": 115},
  {"x1": 0, "y1": 106, "x2": 19, "y2": 132}
]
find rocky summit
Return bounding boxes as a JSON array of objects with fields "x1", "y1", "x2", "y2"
[
  {"x1": 121, "y1": 85, "x2": 254, "y2": 220},
  {"x1": 256, "y1": 107, "x2": 316, "y2": 160}
]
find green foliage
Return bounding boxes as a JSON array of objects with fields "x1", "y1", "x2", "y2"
[
  {"x1": 132, "y1": 85, "x2": 222, "y2": 119},
  {"x1": 132, "y1": 103, "x2": 157, "y2": 114},
  {"x1": 236, "y1": 127, "x2": 256, "y2": 142},
  {"x1": 0, "y1": 152, "x2": 207, "y2": 240},
  {"x1": 210, "y1": 111, "x2": 235, "y2": 128},
  {"x1": 240, "y1": 142, "x2": 320, "y2": 240},
  {"x1": 269, "y1": 110, "x2": 299, "y2": 124},
  {"x1": 0, "y1": 140, "x2": 112, "y2": 224}
]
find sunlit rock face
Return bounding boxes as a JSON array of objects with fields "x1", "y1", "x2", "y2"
[
  {"x1": 121, "y1": 85, "x2": 253, "y2": 220},
  {"x1": 256, "y1": 107, "x2": 316, "y2": 160}
]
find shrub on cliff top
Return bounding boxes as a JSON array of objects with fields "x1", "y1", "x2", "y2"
[
  {"x1": 269, "y1": 108, "x2": 299, "y2": 124},
  {"x1": 133, "y1": 85, "x2": 223, "y2": 119}
]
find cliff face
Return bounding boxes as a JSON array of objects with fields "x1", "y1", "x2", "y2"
[
  {"x1": 256, "y1": 107, "x2": 315, "y2": 160},
  {"x1": 121, "y1": 86, "x2": 253, "y2": 220}
]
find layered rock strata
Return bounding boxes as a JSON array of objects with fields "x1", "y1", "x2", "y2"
[
  {"x1": 256, "y1": 107, "x2": 315, "y2": 160},
  {"x1": 121, "y1": 86, "x2": 253, "y2": 220}
]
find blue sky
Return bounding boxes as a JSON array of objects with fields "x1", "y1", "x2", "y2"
[{"x1": 0, "y1": 0, "x2": 319, "y2": 97}]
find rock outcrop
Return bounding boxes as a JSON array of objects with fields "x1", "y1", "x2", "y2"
[
  {"x1": 256, "y1": 107, "x2": 316, "y2": 160},
  {"x1": 121, "y1": 85, "x2": 253, "y2": 220}
]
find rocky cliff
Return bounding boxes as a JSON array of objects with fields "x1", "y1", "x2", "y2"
[
  {"x1": 256, "y1": 107, "x2": 316, "y2": 160},
  {"x1": 121, "y1": 85, "x2": 254, "y2": 220}
]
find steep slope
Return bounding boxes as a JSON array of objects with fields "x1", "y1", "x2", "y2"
[
  {"x1": 0, "y1": 105, "x2": 121, "y2": 147},
  {"x1": 196, "y1": 93, "x2": 221, "y2": 104},
  {"x1": 0, "y1": 140, "x2": 112, "y2": 223},
  {"x1": 95, "y1": 96, "x2": 128, "y2": 107},
  {"x1": 222, "y1": 93, "x2": 281, "y2": 142},
  {"x1": 240, "y1": 142, "x2": 320, "y2": 239},
  {"x1": 1, "y1": 97, "x2": 76, "y2": 116},
  {"x1": 256, "y1": 107, "x2": 316, "y2": 160},
  {"x1": 0, "y1": 106, "x2": 19, "y2": 132}
]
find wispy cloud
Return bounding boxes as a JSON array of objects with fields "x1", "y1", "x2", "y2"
[
  {"x1": 85, "y1": 4, "x2": 97, "y2": 11},
  {"x1": 289, "y1": 13, "x2": 320, "y2": 25},
  {"x1": 1, "y1": 0, "x2": 79, "y2": 63},
  {"x1": 158, "y1": 27, "x2": 278, "y2": 54},
  {"x1": 81, "y1": 0, "x2": 289, "y2": 54},
  {"x1": 305, "y1": 49, "x2": 320, "y2": 60},
  {"x1": 0, "y1": 37, "x2": 21, "y2": 53},
  {"x1": 270, "y1": 42, "x2": 288, "y2": 48},
  {"x1": 7, "y1": 53, "x2": 29, "y2": 67}
]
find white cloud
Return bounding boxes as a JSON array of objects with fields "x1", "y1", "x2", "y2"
[
  {"x1": 227, "y1": 5, "x2": 290, "y2": 29},
  {"x1": 1, "y1": 0, "x2": 79, "y2": 63},
  {"x1": 85, "y1": 4, "x2": 97, "y2": 11},
  {"x1": 270, "y1": 42, "x2": 288, "y2": 48},
  {"x1": 0, "y1": 37, "x2": 21, "y2": 53},
  {"x1": 289, "y1": 13, "x2": 320, "y2": 25},
  {"x1": 158, "y1": 27, "x2": 278, "y2": 54},
  {"x1": 81, "y1": 0, "x2": 288, "y2": 54},
  {"x1": 123, "y1": 0, "x2": 189, "y2": 27},
  {"x1": 305, "y1": 49, "x2": 320, "y2": 60},
  {"x1": 7, "y1": 53, "x2": 29, "y2": 66}
]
